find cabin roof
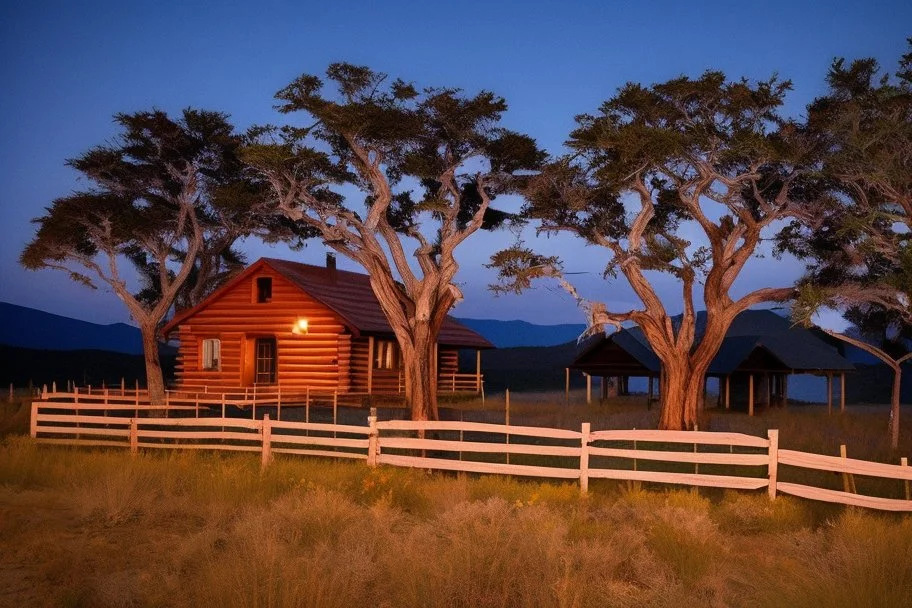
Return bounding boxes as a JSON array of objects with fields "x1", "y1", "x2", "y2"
[
  {"x1": 162, "y1": 258, "x2": 493, "y2": 349},
  {"x1": 571, "y1": 310, "x2": 854, "y2": 376}
]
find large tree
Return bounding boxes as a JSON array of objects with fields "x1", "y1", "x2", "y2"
[
  {"x1": 491, "y1": 72, "x2": 811, "y2": 430},
  {"x1": 781, "y1": 42, "x2": 912, "y2": 448},
  {"x1": 21, "y1": 109, "x2": 270, "y2": 404},
  {"x1": 244, "y1": 63, "x2": 543, "y2": 421}
]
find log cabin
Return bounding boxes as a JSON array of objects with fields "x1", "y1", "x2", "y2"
[{"x1": 160, "y1": 256, "x2": 492, "y2": 397}]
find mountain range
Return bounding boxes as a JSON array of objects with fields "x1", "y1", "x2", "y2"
[
  {"x1": 0, "y1": 302, "x2": 584, "y2": 353},
  {"x1": 2, "y1": 302, "x2": 903, "y2": 403},
  {"x1": 0, "y1": 302, "x2": 149, "y2": 354}
]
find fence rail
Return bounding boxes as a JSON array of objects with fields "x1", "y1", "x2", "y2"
[{"x1": 27, "y1": 399, "x2": 912, "y2": 512}]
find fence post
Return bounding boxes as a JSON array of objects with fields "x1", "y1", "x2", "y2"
[
  {"x1": 840, "y1": 444, "x2": 857, "y2": 494},
  {"x1": 121, "y1": 377, "x2": 125, "y2": 396},
  {"x1": 333, "y1": 390, "x2": 338, "y2": 438},
  {"x1": 129, "y1": 419, "x2": 138, "y2": 455},
  {"x1": 51, "y1": 381, "x2": 56, "y2": 394},
  {"x1": 367, "y1": 407, "x2": 379, "y2": 467},
  {"x1": 277, "y1": 386, "x2": 282, "y2": 421},
  {"x1": 261, "y1": 414, "x2": 272, "y2": 469},
  {"x1": 767, "y1": 429, "x2": 779, "y2": 499},
  {"x1": 221, "y1": 394, "x2": 226, "y2": 418},
  {"x1": 30, "y1": 401, "x2": 38, "y2": 438},
  {"x1": 580, "y1": 422, "x2": 591, "y2": 494},
  {"x1": 902, "y1": 457, "x2": 910, "y2": 501}
]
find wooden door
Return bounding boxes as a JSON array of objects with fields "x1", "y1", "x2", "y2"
[{"x1": 254, "y1": 337, "x2": 277, "y2": 385}]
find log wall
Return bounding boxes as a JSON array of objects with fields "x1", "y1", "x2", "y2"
[{"x1": 173, "y1": 267, "x2": 351, "y2": 391}]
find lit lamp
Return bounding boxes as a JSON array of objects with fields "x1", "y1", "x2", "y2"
[{"x1": 292, "y1": 318, "x2": 309, "y2": 335}]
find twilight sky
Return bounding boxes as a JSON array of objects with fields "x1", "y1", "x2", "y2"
[{"x1": 1, "y1": 1, "x2": 909, "y2": 329}]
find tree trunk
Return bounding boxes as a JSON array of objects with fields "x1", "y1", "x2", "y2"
[
  {"x1": 139, "y1": 323, "x2": 166, "y2": 406},
  {"x1": 400, "y1": 322, "x2": 439, "y2": 421},
  {"x1": 890, "y1": 367, "x2": 901, "y2": 451},
  {"x1": 657, "y1": 362, "x2": 706, "y2": 430}
]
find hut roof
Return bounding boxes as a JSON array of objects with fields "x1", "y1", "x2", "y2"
[{"x1": 571, "y1": 310, "x2": 853, "y2": 376}]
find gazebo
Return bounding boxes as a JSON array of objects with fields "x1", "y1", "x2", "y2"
[{"x1": 571, "y1": 310, "x2": 855, "y2": 414}]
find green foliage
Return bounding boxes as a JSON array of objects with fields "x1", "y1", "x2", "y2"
[
  {"x1": 494, "y1": 69, "x2": 806, "y2": 309},
  {"x1": 783, "y1": 41, "x2": 912, "y2": 341},
  {"x1": 249, "y1": 62, "x2": 544, "y2": 242},
  {"x1": 21, "y1": 108, "x2": 296, "y2": 315},
  {"x1": 486, "y1": 244, "x2": 562, "y2": 295}
]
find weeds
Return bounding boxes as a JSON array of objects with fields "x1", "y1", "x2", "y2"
[{"x1": 4, "y1": 393, "x2": 912, "y2": 606}]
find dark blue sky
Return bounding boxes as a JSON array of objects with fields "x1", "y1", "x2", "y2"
[{"x1": 1, "y1": 1, "x2": 909, "y2": 327}]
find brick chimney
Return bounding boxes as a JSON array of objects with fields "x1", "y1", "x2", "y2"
[{"x1": 326, "y1": 252, "x2": 337, "y2": 282}]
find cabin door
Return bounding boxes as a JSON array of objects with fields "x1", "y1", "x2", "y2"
[{"x1": 253, "y1": 337, "x2": 277, "y2": 385}]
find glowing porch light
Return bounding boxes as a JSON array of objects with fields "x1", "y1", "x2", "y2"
[{"x1": 293, "y1": 318, "x2": 309, "y2": 334}]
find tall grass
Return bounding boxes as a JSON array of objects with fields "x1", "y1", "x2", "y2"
[{"x1": 2, "y1": 437, "x2": 911, "y2": 607}]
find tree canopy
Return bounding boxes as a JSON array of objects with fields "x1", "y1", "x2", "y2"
[
  {"x1": 783, "y1": 41, "x2": 912, "y2": 332},
  {"x1": 243, "y1": 63, "x2": 544, "y2": 420},
  {"x1": 777, "y1": 41, "x2": 912, "y2": 448},
  {"x1": 490, "y1": 71, "x2": 813, "y2": 429},
  {"x1": 21, "y1": 108, "x2": 280, "y2": 402}
]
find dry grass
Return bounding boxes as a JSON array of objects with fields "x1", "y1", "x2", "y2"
[
  {"x1": 3, "y1": 394, "x2": 912, "y2": 606},
  {"x1": 1, "y1": 433, "x2": 911, "y2": 608}
]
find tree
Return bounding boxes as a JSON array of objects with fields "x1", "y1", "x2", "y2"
[
  {"x1": 21, "y1": 109, "x2": 269, "y2": 404},
  {"x1": 780, "y1": 42, "x2": 912, "y2": 448},
  {"x1": 490, "y1": 72, "x2": 811, "y2": 430},
  {"x1": 243, "y1": 63, "x2": 543, "y2": 421}
]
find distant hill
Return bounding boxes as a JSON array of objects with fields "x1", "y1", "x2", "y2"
[
  {"x1": 0, "y1": 344, "x2": 176, "y2": 387},
  {"x1": 0, "y1": 302, "x2": 148, "y2": 354},
  {"x1": 454, "y1": 318, "x2": 587, "y2": 348}
]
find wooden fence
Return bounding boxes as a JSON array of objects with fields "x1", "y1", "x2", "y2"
[{"x1": 28, "y1": 399, "x2": 912, "y2": 512}]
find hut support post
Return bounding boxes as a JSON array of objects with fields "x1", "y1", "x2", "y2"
[
  {"x1": 827, "y1": 374, "x2": 833, "y2": 414},
  {"x1": 725, "y1": 375, "x2": 730, "y2": 410},
  {"x1": 840, "y1": 373, "x2": 846, "y2": 412},
  {"x1": 586, "y1": 374, "x2": 592, "y2": 404},
  {"x1": 475, "y1": 350, "x2": 482, "y2": 394},
  {"x1": 748, "y1": 374, "x2": 754, "y2": 416}
]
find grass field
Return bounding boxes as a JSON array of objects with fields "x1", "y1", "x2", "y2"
[{"x1": 2, "y1": 395, "x2": 911, "y2": 607}]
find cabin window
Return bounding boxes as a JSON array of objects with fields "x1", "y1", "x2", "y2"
[
  {"x1": 374, "y1": 339, "x2": 399, "y2": 370},
  {"x1": 201, "y1": 339, "x2": 221, "y2": 371},
  {"x1": 256, "y1": 277, "x2": 272, "y2": 303}
]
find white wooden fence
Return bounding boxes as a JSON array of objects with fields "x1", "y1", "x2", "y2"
[{"x1": 28, "y1": 399, "x2": 912, "y2": 512}]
